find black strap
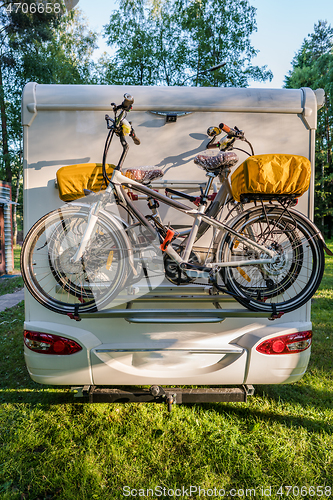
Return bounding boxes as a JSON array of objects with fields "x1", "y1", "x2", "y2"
[{"x1": 271, "y1": 303, "x2": 277, "y2": 316}]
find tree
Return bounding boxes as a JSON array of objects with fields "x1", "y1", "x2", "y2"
[
  {"x1": 285, "y1": 21, "x2": 333, "y2": 237},
  {"x1": 0, "y1": 0, "x2": 61, "y2": 184},
  {"x1": 100, "y1": 0, "x2": 272, "y2": 87},
  {"x1": 0, "y1": 1, "x2": 97, "y2": 242}
]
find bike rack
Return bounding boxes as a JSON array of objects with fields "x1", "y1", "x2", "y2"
[
  {"x1": 73, "y1": 285, "x2": 273, "y2": 323},
  {"x1": 150, "y1": 179, "x2": 218, "y2": 192}
]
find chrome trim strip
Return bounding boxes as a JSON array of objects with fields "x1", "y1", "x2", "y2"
[{"x1": 95, "y1": 347, "x2": 244, "y2": 354}]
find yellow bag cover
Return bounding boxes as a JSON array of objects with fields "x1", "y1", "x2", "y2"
[
  {"x1": 231, "y1": 154, "x2": 311, "y2": 202},
  {"x1": 56, "y1": 163, "x2": 115, "y2": 202}
]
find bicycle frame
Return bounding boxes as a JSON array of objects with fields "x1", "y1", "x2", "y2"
[{"x1": 71, "y1": 168, "x2": 277, "y2": 270}]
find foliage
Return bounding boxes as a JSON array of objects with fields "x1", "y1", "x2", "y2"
[
  {"x1": 0, "y1": 1, "x2": 97, "y2": 229},
  {"x1": 0, "y1": 0, "x2": 61, "y2": 182},
  {"x1": 101, "y1": 0, "x2": 272, "y2": 87},
  {"x1": 284, "y1": 21, "x2": 333, "y2": 236}
]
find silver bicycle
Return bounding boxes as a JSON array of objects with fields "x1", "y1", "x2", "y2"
[{"x1": 21, "y1": 93, "x2": 329, "y2": 317}]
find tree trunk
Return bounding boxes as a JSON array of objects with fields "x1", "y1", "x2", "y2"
[
  {"x1": 12, "y1": 171, "x2": 20, "y2": 246},
  {"x1": 325, "y1": 97, "x2": 331, "y2": 168},
  {"x1": 0, "y1": 62, "x2": 11, "y2": 183},
  {"x1": 321, "y1": 161, "x2": 325, "y2": 233},
  {"x1": 195, "y1": 48, "x2": 201, "y2": 87},
  {"x1": 324, "y1": 98, "x2": 331, "y2": 237}
]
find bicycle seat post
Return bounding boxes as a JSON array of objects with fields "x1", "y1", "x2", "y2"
[{"x1": 203, "y1": 173, "x2": 215, "y2": 199}]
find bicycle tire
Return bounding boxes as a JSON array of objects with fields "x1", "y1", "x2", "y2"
[
  {"x1": 21, "y1": 205, "x2": 130, "y2": 315},
  {"x1": 218, "y1": 206, "x2": 325, "y2": 314}
]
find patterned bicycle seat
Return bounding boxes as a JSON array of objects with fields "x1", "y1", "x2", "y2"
[
  {"x1": 124, "y1": 166, "x2": 164, "y2": 184},
  {"x1": 194, "y1": 151, "x2": 238, "y2": 172}
]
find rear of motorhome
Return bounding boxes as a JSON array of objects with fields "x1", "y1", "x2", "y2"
[{"x1": 21, "y1": 83, "x2": 324, "y2": 402}]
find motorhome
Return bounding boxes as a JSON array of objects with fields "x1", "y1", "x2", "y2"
[{"x1": 21, "y1": 83, "x2": 324, "y2": 406}]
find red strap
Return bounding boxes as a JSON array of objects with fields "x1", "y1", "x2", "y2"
[
  {"x1": 127, "y1": 191, "x2": 139, "y2": 201},
  {"x1": 67, "y1": 313, "x2": 81, "y2": 322},
  {"x1": 160, "y1": 229, "x2": 175, "y2": 251},
  {"x1": 268, "y1": 312, "x2": 284, "y2": 321},
  {"x1": 208, "y1": 193, "x2": 217, "y2": 201}
]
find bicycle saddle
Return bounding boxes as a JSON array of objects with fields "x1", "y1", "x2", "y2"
[
  {"x1": 194, "y1": 151, "x2": 238, "y2": 172},
  {"x1": 124, "y1": 166, "x2": 164, "y2": 184}
]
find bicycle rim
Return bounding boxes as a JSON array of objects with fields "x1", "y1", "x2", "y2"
[
  {"x1": 219, "y1": 206, "x2": 325, "y2": 313},
  {"x1": 21, "y1": 206, "x2": 130, "y2": 315}
]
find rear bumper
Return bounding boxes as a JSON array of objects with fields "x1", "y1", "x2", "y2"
[{"x1": 24, "y1": 320, "x2": 312, "y2": 386}]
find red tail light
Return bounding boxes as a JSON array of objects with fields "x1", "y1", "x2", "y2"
[
  {"x1": 256, "y1": 331, "x2": 312, "y2": 355},
  {"x1": 24, "y1": 330, "x2": 82, "y2": 355}
]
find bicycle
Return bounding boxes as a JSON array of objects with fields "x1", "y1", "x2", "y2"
[{"x1": 21, "y1": 93, "x2": 330, "y2": 317}]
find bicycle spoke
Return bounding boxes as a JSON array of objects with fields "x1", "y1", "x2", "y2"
[{"x1": 220, "y1": 206, "x2": 324, "y2": 313}]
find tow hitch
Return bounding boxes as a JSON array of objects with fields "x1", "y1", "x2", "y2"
[{"x1": 71, "y1": 385, "x2": 255, "y2": 412}]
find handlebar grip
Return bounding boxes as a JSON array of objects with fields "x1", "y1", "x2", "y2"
[
  {"x1": 219, "y1": 123, "x2": 244, "y2": 139},
  {"x1": 122, "y1": 93, "x2": 134, "y2": 111},
  {"x1": 130, "y1": 127, "x2": 140, "y2": 145},
  {"x1": 219, "y1": 123, "x2": 232, "y2": 134}
]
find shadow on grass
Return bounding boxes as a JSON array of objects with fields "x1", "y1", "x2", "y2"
[
  {"x1": 206, "y1": 401, "x2": 333, "y2": 434},
  {"x1": 1, "y1": 379, "x2": 332, "y2": 435}
]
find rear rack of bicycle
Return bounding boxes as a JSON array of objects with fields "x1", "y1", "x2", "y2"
[{"x1": 72, "y1": 285, "x2": 274, "y2": 323}]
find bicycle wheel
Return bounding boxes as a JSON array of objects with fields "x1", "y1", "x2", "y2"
[
  {"x1": 21, "y1": 205, "x2": 130, "y2": 315},
  {"x1": 218, "y1": 206, "x2": 325, "y2": 313}
]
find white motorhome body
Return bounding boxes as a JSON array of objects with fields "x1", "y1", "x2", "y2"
[{"x1": 22, "y1": 83, "x2": 322, "y2": 388}]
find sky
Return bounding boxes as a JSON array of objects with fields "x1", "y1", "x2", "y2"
[{"x1": 78, "y1": 0, "x2": 333, "y2": 89}]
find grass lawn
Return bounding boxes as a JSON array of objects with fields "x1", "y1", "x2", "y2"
[
  {"x1": 0, "y1": 246, "x2": 23, "y2": 296},
  {"x1": 13, "y1": 245, "x2": 21, "y2": 274},
  {"x1": 0, "y1": 245, "x2": 332, "y2": 499}
]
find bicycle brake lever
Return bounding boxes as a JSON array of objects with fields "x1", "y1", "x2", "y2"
[
  {"x1": 234, "y1": 126, "x2": 245, "y2": 139},
  {"x1": 130, "y1": 126, "x2": 141, "y2": 145}
]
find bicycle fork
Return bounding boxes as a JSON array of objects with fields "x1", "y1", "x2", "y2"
[
  {"x1": 70, "y1": 201, "x2": 102, "y2": 264},
  {"x1": 69, "y1": 184, "x2": 118, "y2": 265}
]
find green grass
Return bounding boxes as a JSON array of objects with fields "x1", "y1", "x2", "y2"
[
  {"x1": 0, "y1": 246, "x2": 23, "y2": 296},
  {"x1": 0, "y1": 245, "x2": 332, "y2": 499},
  {"x1": 13, "y1": 245, "x2": 21, "y2": 274},
  {"x1": 0, "y1": 276, "x2": 23, "y2": 297}
]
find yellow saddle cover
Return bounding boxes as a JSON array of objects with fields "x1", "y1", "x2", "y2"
[
  {"x1": 56, "y1": 163, "x2": 115, "y2": 202},
  {"x1": 231, "y1": 154, "x2": 311, "y2": 202}
]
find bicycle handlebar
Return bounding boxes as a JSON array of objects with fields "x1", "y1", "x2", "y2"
[
  {"x1": 219, "y1": 123, "x2": 244, "y2": 139},
  {"x1": 108, "y1": 94, "x2": 141, "y2": 145},
  {"x1": 206, "y1": 121, "x2": 253, "y2": 155},
  {"x1": 112, "y1": 93, "x2": 135, "y2": 112},
  {"x1": 121, "y1": 93, "x2": 134, "y2": 111}
]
